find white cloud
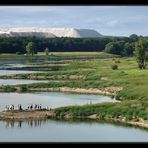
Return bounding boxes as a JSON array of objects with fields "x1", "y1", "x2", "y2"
[{"x1": 106, "y1": 20, "x2": 119, "y2": 27}]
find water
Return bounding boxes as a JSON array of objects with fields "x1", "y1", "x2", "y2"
[
  {"x1": 0, "y1": 63, "x2": 32, "y2": 68},
  {"x1": 0, "y1": 119, "x2": 148, "y2": 142},
  {"x1": 0, "y1": 79, "x2": 48, "y2": 86},
  {"x1": 0, "y1": 92, "x2": 118, "y2": 111},
  {"x1": 0, "y1": 70, "x2": 41, "y2": 75},
  {"x1": 0, "y1": 62, "x2": 41, "y2": 75}
]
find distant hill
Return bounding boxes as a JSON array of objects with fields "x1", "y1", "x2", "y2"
[{"x1": 0, "y1": 28, "x2": 103, "y2": 38}]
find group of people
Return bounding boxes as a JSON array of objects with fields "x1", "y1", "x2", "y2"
[
  {"x1": 27, "y1": 104, "x2": 42, "y2": 110},
  {"x1": 5, "y1": 104, "x2": 15, "y2": 111},
  {"x1": 4, "y1": 104, "x2": 47, "y2": 111}
]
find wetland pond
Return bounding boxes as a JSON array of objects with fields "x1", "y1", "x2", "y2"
[
  {"x1": 0, "y1": 60, "x2": 148, "y2": 142},
  {"x1": 0, "y1": 92, "x2": 147, "y2": 142}
]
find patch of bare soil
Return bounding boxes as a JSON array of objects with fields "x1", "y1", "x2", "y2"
[{"x1": 0, "y1": 110, "x2": 54, "y2": 120}]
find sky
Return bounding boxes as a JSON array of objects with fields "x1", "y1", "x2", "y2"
[{"x1": 0, "y1": 6, "x2": 148, "y2": 36}]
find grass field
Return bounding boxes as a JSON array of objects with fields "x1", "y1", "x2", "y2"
[
  {"x1": 0, "y1": 52, "x2": 118, "y2": 59},
  {"x1": 37, "y1": 52, "x2": 119, "y2": 57}
]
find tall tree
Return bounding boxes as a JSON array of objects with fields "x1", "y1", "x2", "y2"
[
  {"x1": 104, "y1": 41, "x2": 125, "y2": 55},
  {"x1": 26, "y1": 42, "x2": 35, "y2": 56},
  {"x1": 44, "y1": 47, "x2": 49, "y2": 56},
  {"x1": 135, "y1": 37, "x2": 148, "y2": 69},
  {"x1": 123, "y1": 42, "x2": 134, "y2": 56},
  {"x1": 129, "y1": 34, "x2": 139, "y2": 43}
]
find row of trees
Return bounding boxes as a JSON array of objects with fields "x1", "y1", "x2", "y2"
[
  {"x1": 0, "y1": 35, "x2": 138, "y2": 55},
  {"x1": 104, "y1": 34, "x2": 139, "y2": 56},
  {"x1": 0, "y1": 36, "x2": 114, "y2": 54},
  {"x1": 104, "y1": 41, "x2": 134, "y2": 56}
]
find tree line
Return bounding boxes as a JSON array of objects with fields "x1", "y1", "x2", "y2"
[{"x1": 0, "y1": 35, "x2": 137, "y2": 56}]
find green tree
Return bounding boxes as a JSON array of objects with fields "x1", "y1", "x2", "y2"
[
  {"x1": 44, "y1": 47, "x2": 49, "y2": 56},
  {"x1": 104, "y1": 41, "x2": 124, "y2": 55},
  {"x1": 129, "y1": 34, "x2": 139, "y2": 42},
  {"x1": 135, "y1": 37, "x2": 148, "y2": 69},
  {"x1": 123, "y1": 42, "x2": 134, "y2": 56},
  {"x1": 26, "y1": 42, "x2": 35, "y2": 56}
]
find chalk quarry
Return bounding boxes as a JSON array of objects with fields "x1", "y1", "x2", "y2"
[{"x1": 0, "y1": 28, "x2": 103, "y2": 38}]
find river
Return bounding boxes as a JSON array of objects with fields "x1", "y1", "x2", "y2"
[
  {"x1": 0, "y1": 79, "x2": 48, "y2": 86},
  {"x1": 0, "y1": 119, "x2": 148, "y2": 142},
  {"x1": 0, "y1": 92, "x2": 118, "y2": 111}
]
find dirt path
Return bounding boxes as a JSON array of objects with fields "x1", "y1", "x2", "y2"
[{"x1": 0, "y1": 110, "x2": 54, "y2": 120}]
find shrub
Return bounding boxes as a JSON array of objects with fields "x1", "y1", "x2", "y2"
[
  {"x1": 16, "y1": 86, "x2": 28, "y2": 92},
  {"x1": 84, "y1": 74, "x2": 101, "y2": 80},
  {"x1": 115, "y1": 60, "x2": 120, "y2": 63},
  {"x1": 111, "y1": 64, "x2": 118, "y2": 70},
  {"x1": 16, "y1": 52, "x2": 22, "y2": 55},
  {"x1": 2, "y1": 86, "x2": 16, "y2": 92}
]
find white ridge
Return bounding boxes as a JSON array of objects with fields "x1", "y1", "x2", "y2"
[{"x1": 0, "y1": 28, "x2": 102, "y2": 38}]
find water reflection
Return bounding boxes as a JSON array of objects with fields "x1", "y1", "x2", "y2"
[
  {"x1": 4, "y1": 118, "x2": 142, "y2": 130},
  {"x1": 1, "y1": 119, "x2": 148, "y2": 142},
  {"x1": 5, "y1": 120, "x2": 46, "y2": 129}
]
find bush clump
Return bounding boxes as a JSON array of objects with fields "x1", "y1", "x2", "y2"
[
  {"x1": 115, "y1": 60, "x2": 120, "y2": 63},
  {"x1": 16, "y1": 85, "x2": 28, "y2": 92},
  {"x1": 1, "y1": 86, "x2": 16, "y2": 92},
  {"x1": 16, "y1": 52, "x2": 22, "y2": 55},
  {"x1": 111, "y1": 64, "x2": 118, "y2": 70}
]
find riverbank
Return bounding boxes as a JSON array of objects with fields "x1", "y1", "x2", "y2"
[
  {"x1": 29, "y1": 86, "x2": 123, "y2": 96},
  {"x1": 0, "y1": 110, "x2": 148, "y2": 129},
  {"x1": 0, "y1": 85, "x2": 123, "y2": 96}
]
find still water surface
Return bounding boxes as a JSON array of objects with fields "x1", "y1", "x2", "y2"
[
  {"x1": 0, "y1": 79, "x2": 48, "y2": 86},
  {"x1": 0, "y1": 70, "x2": 41, "y2": 75},
  {"x1": 0, "y1": 119, "x2": 148, "y2": 142},
  {"x1": 0, "y1": 92, "x2": 118, "y2": 111}
]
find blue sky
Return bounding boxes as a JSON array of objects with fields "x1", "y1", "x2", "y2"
[{"x1": 0, "y1": 6, "x2": 148, "y2": 36}]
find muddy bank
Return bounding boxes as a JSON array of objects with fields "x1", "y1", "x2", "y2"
[
  {"x1": 56, "y1": 114, "x2": 148, "y2": 129},
  {"x1": 0, "y1": 110, "x2": 148, "y2": 129},
  {"x1": 0, "y1": 110, "x2": 55, "y2": 120},
  {"x1": 0, "y1": 85, "x2": 123, "y2": 97},
  {"x1": 30, "y1": 86, "x2": 123, "y2": 96}
]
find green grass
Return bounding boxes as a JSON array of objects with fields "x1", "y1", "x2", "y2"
[
  {"x1": 0, "y1": 52, "x2": 118, "y2": 59},
  {"x1": 37, "y1": 52, "x2": 118, "y2": 57},
  {"x1": 54, "y1": 100, "x2": 148, "y2": 121}
]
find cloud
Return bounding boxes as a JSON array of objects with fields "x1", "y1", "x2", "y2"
[{"x1": 106, "y1": 20, "x2": 119, "y2": 27}]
